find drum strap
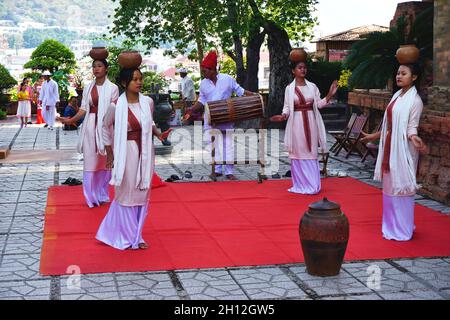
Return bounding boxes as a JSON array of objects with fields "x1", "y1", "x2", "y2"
[{"x1": 227, "y1": 98, "x2": 236, "y2": 123}]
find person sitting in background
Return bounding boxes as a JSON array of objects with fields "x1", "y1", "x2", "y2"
[{"x1": 63, "y1": 96, "x2": 82, "y2": 130}]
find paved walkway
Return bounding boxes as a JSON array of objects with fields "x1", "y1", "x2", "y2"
[{"x1": 0, "y1": 116, "x2": 449, "y2": 300}]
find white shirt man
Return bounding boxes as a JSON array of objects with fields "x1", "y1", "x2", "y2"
[
  {"x1": 39, "y1": 71, "x2": 59, "y2": 130},
  {"x1": 178, "y1": 68, "x2": 196, "y2": 106}
]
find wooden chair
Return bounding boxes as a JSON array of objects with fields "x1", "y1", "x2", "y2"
[
  {"x1": 361, "y1": 121, "x2": 383, "y2": 162},
  {"x1": 334, "y1": 115, "x2": 368, "y2": 158},
  {"x1": 318, "y1": 150, "x2": 329, "y2": 177},
  {"x1": 328, "y1": 113, "x2": 357, "y2": 153}
]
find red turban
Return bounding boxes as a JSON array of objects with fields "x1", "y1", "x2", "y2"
[{"x1": 201, "y1": 51, "x2": 217, "y2": 69}]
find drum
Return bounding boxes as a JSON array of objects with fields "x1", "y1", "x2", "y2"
[{"x1": 205, "y1": 95, "x2": 265, "y2": 126}]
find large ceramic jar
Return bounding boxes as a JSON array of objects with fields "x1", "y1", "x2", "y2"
[
  {"x1": 290, "y1": 48, "x2": 308, "y2": 63},
  {"x1": 396, "y1": 45, "x2": 420, "y2": 64},
  {"x1": 118, "y1": 51, "x2": 142, "y2": 69},
  {"x1": 299, "y1": 197, "x2": 349, "y2": 276},
  {"x1": 89, "y1": 47, "x2": 109, "y2": 60}
]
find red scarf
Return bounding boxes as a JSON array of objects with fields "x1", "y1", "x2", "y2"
[{"x1": 294, "y1": 86, "x2": 314, "y2": 152}]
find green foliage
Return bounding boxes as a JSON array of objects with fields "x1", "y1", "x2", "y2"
[
  {"x1": 0, "y1": 108, "x2": 7, "y2": 120},
  {"x1": 104, "y1": 44, "x2": 135, "y2": 85},
  {"x1": 307, "y1": 59, "x2": 342, "y2": 97},
  {"x1": 345, "y1": 8, "x2": 433, "y2": 89},
  {"x1": 0, "y1": 64, "x2": 17, "y2": 91},
  {"x1": 7, "y1": 87, "x2": 18, "y2": 102},
  {"x1": 220, "y1": 55, "x2": 237, "y2": 78},
  {"x1": 24, "y1": 39, "x2": 76, "y2": 74},
  {"x1": 142, "y1": 71, "x2": 170, "y2": 94}
]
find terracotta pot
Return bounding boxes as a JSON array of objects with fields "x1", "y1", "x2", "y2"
[
  {"x1": 396, "y1": 44, "x2": 420, "y2": 64},
  {"x1": 290, "y1": 48, "x2": 308, "y2": 63},
  {"x1": 89, "y1": 47, "x2": 109, "y2": 60},
  {"x1": 118, "y1": 51, "x2": 142, "y2": 69},
  {"x1": 299, "y1": 197, "x2": 349, "y2": 276}
]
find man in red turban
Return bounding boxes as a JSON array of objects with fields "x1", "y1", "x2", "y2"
[
  {"x1": 186, "y1": 50, "x2": 257, "y2": 181},
  {"x1": 200, "y1": 50, "x2": 218, "y2": 69}
]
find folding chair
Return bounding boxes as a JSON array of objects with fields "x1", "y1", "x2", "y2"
[
  {"x1": 334, "y1": 115, "x2": 368, "y2": 158},
  {"x1": 318, "y1": 150, "x2": 329, "y2": 177},
  {"x1": 361, "y1": 121, "x2": 382, "y2": 162},
  {"x1": 328, "y1": 113, "x2": 357, "y2": 153}
]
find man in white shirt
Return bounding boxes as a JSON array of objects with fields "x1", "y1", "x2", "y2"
[
  {"x1": 178, "y1": 68, "x2": 196, "y2": 107},
  {"x1": 188, "y1": 51, "x2": 257, "y2": 180},
  {"x1": 39, "y1": 70, "x2": 60, "y2": 130}
]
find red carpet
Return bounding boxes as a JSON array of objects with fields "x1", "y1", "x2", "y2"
[{"x1": 40, "y1": 178, "x2": 450, "y2": 275}]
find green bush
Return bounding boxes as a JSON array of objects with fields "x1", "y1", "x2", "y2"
[
  {"x1": 0, "y1": 64, "x2": 17, "y2": 91},
  {"x1": 0, "y1": 108, "x2": 7, "y2": 120},
  {"x1": 307, "y1": 59, "x2": 342, "y2": 97}
]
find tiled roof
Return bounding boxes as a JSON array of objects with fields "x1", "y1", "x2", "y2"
[{"x1": 313, "y1": 24, "x2": 389, "y2": 42}]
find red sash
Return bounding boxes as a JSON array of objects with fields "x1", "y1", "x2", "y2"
[
  {"x1": 381, "y1": 98, "x2": 398, "y2": 173},
  {"x1": 294, "y1": 86, "x2": 314, "y2": 152},
  {"x1": 127, "y1": 107, "x2": 142, "y2": 157}
]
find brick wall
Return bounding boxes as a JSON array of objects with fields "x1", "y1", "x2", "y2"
[{"x1": 417, "y1": 0, "x2": 450, "y2": 205}]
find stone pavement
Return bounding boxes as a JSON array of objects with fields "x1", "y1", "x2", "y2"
[{"x1": 0, "y1": 117, "x2": 449, "y2": 300}]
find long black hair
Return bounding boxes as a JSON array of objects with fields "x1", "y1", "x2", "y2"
[
  {"x1": 19, "y1": 78, "x2": 29, "y2": 91},
  {"x1": 117, "y1": 67, "x2": 142, "y2": 92}
]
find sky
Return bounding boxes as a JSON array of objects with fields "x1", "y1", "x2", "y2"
[{"x1": 304, "y1": 0, "x2": 419, "y2": 50}]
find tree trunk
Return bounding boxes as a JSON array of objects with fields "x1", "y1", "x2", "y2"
[
  {"x1": 226, "y1": 0, "x2": 246, "y2": 87},
  {"x1": 246, "y1": 26, "x2": 266, "y2": 92},
  {"x1": 233, "y1": 27, "x2": 266, "y2": 130},
  {"x1": 266, "y1": 21, "x2": 292, "y2": 129}
]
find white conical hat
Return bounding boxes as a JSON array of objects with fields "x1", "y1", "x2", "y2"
[{"x1": 42, "y1": 70, "x2": 52, "y2": 76}]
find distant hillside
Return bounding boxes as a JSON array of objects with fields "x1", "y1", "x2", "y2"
[{"x1": 0, "y1": 0, "x2": 117, "y2": 27}]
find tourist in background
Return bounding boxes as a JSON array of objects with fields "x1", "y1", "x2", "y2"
[
  {"x1": 39, "y1": 71, "x2": 59, "y2": 130},
  {"x1": 16, "y1": 78, "x2": 32, "y2": 127}
]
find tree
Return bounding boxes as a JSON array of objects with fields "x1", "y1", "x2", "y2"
[
  {"x1": 345, "y1": 7, "x2": 433, "y2": 91},
  {"x1": 24, "y1": 39, "x2": 76, "y2": 74},
  {"x1": 110, "y1": 0, "x2": 318, "y2": 121},
  {"x1": 0, "y1": 64, "x2": 17, "y2": 109},
  {"x1": 24, "y1": 40, "x2": 76, "y2": 101},
  {"x1": 247, "y1": 0, "x2": 317, "y2": 126},
  {"x1": 110, "y1": 0, "x2": 220, "y2": 70}
]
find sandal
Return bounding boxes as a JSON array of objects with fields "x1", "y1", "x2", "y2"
[
  {"x1": 138, "y1": 242, "x2": 149, "y2": 249},
  {"x1": 165, "y1": 174, "x2": 180, "y2": 182},
  {"x1": 283, "y1": 170, "x2": 291, "y2": 178},
  {"x1": 69, "y1": 178, "x2": 82, "y2": 186},
  {"x1": 62, "y1": 177, "x2": 73, "y2": 185}
]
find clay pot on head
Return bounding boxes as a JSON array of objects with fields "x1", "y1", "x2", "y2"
[
  {"x1": 89, "y1": 47, "x2": 109, "y2": 60},
  {"x1": 118, "y1": 51, "x2": 143, "y2": 69},
  {"x1": 299, "y1": 197, "x2": 349, "y2": 276},
  {"x1": 290, "y1": 48, "x2": 308, "y2": 63},
  {"x1": 396, "y1": 44, "x2": 420, "y2": 64}
]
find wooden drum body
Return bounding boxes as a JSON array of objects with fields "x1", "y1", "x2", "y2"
[{"x1": 205, "y1": 95, "x2": 265, "y2": 126}]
